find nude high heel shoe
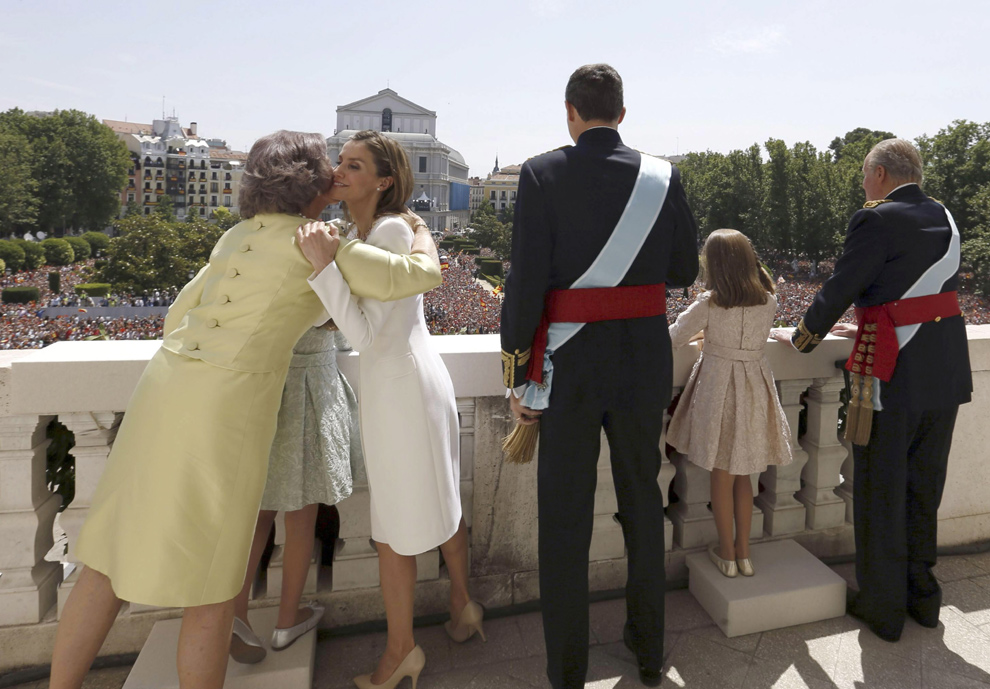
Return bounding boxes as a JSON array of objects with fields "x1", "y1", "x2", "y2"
[
  {"x1": 444, "y1": 600, "x2": 486, "y2": 643},
  {"x1": 353, "y1": 645, "x2": 425, "y2": 689}
]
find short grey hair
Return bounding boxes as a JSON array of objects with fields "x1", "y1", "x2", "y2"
[
  {"x1": 239, "y1": 130, "x2": 333, "y2": 218},
  {"x1": 866, "y1": 138, "x2": 924, "y2": 186}
]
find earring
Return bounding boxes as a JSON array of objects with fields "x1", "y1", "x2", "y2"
[{"x1": 376, "y1": 186, "x2": 382, "y2": 191}]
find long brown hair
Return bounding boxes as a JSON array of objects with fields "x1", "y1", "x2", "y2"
[
  {"x1": 702, "y1": 229, "x2": 774, "y2": 308},
  {"x1": 344, "y1": 130, "x2": 413, "y2": 222}
]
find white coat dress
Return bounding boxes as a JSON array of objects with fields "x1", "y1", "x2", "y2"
[{"x1": 308, "y1": 215, "x2": 461, "y2": 556}]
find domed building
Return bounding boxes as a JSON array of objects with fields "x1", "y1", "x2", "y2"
[{"x1": 324, "y1": 89, "x2": 471, "y2": 233}]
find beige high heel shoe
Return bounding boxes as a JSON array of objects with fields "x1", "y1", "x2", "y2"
[
  {"x1": 353, "y1": 645, "x2": 425, "y2": 689},
  {"x1": 444, "y1": 600, "x2": 487, "y2": 643}
]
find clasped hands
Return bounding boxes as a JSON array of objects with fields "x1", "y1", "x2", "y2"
[{"x1": 296, "y1": 210, "x2": 436, "y2": 274}]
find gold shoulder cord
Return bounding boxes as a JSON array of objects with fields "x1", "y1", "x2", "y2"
[{"x1": 863, "y1": 199, "x2": 893, "y2": 209}]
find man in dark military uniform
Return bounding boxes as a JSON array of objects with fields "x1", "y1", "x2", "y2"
[
  {"x1": 500, "y1": 64, "x2": 698, "y2": 688},
  {"x1": 775, "y1": 138, "x2": 972, "y2": 642}
]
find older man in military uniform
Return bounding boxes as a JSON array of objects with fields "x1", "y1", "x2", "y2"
[
  {"x1": 774, "y1": 138, "x2": 972, "y2": 642},
  {"x1": 500, "y1": 64, "x2": 698, "y2": 687}
]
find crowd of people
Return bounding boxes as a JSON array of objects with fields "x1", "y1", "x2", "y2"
[
  {"x1": 0, "y1": 251, "x2": 987, "y2": 350},
  {"x1": 424, "y1": 253, "x2": 502, "y2": 334}
]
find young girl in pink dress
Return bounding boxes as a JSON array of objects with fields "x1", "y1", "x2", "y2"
[{"x1": 667, "y1": 229, "x2": 793, "y2": 578}]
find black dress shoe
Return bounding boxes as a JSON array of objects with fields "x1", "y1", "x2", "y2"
[
  {"x1": 907, "y1": 589, "x2": 941, "y2": 628},
  {"x1": 846, "y1": 589, "x2": 902, "y2": 643},
  {"x1": 623, "y1": 624, "x2": 662, "y2": 687}
]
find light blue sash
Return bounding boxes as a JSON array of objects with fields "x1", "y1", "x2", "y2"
[
  {"x1": 873, "y1": 204, "x2": 960, "y2": 411},
  {"x1": 521, "y1": 154, "x2": 672, "y2": 410}
]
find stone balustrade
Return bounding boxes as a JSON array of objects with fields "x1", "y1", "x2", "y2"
[{"x1": 1, "y1": 327, "x2": 988, "y2": 672}]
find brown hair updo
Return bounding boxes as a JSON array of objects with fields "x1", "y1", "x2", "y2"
[
  {"x1": 238, "y1": 130, "x2": 333, "y2": 218},
  {"x1": 347, "y1": 130, "x2": 414, "y2": 219}
]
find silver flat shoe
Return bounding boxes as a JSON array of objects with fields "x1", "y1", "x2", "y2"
[
  {"x1": 230, "y1": 617, "x2": 266, "y2": 664},
  {"x1": 737, "y1": 557, "x2": 755, "y2": 577},
  {"x1": 708, "y1": 544, "x2": 738, "y2": 578},
  {"x1": 270, "y1": 602, "x2": 325, "y2": 651}
]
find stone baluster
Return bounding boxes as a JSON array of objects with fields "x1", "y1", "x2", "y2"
[
  {"x1": 0, "y1": 414, "x2": 62, "y2": 625},
  {"x1": 56, "y1": 412, "x2": 121, "y2": 617},
  {"x1": 836, "y1": 436, "x2": 855, "y2": 524},
  {"x1": 657, "y1": 390, "x2": 678, "y2": 552},
  {"x1": 797, "y1": 377, "x2": 849, "y2": 529},
  {"x1": 755, "y1": 379, "x2": 811, "y2": 535},
  {"x1": 668, "y1": 450, "x2": 717, "y2": 549}
]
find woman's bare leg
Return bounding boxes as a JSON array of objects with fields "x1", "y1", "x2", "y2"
[
  {"x1": 177, "y1": 599, "x2": 235, "y2": 689},
  {"x1": 49, "y1": 566, "x2": 123, "y2": 689},
  {"x1": 232, "y1": 510, "x2": 277, "y2": 626},
  {"x1": 710, "y1": 469, "x2": 736, "y2": 560},
  {"x1": 372, "y1": 542, "x2": 417, "y2": 684},
  {"x1": 277, "y1": 503, "x2": 319, "y2": 629},
  {"x1": 733, "y1": 475, "x2": 754, "y2": 559},
  {"x1": 438, "y1": 519, "x2": 471, "y2": 620}
]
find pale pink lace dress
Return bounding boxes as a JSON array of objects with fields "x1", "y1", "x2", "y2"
[{"x1": 667, "y1": 291, "x2": 793, "y2": 474}]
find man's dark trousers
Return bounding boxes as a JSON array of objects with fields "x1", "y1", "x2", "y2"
[
  {"x1": 852, "y1": 404, "x2": 959, "y2": 635},
  {"x1": 536, "y1": 330, "x2": 667, "y2": 689}
]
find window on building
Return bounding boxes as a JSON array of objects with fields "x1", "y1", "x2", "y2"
[
  {"x1": 419, "y1": 157, "x2": 427, "y2": 173},
  {"x1": 200, "y1": 196, "x2": 206, "y2": 204},
  {"x1": 224, "y1": 196, "x2": 232, "y2": 207},
  {"x1": 501, "y1": 191, "x2": 506, "y2": 199},
  {"x1": 211, "y1": 196, "x2": 217, "y2": 205},
  {"x1": 511, "y1": 191, "x2": 517, "y2": 200},
  {"x1": 200, "y1": 207, "x2": 206, "y2": 216},
  {"x1": 144, "y1": 194, "x2": 150, "y2": 202},
  {"x1": 157, "y1": 182, "x2": 162, "y2": 190},
  {"x1": 490, "y1": 191, "x2": 496, "y2": 200},
  {"x1": 127, "y1": 193, "x2": 135, "y2": 202},
  {"x1": 144, "y1": 208, "x2": 150, "y2": 215},
  {"x1": 212, "y1": 172, "x2": 218, "y2": 180},
  {"x1": 211, "y1": 182, "x2": 219, "y2": 193},
  {"x1": 381, "y1": 108, "x2": 392, "y2": 132}
]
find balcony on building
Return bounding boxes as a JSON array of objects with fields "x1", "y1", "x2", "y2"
[{"x1": 0, "y1": 327, "x2": 986, "y2": 678}]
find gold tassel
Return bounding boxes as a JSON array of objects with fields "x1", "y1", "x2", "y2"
[
  {"x1": 844, "y1": 372, "x2": 862, "y2": 444},
  {"x1": 853, "y1": 375, "x2": 874, "y2": 446},
  {"x1": 502, "y1": 422, "x2": 540, "y2": 464}
]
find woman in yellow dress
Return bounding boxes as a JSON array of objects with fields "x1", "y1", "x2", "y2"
[{"x1": 49, "y1": 130, "x2": 442, "y2": 689}]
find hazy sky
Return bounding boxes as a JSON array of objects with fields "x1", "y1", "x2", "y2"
[{"x1": 2, "y1": 0, "x2": 988, "y2": 174}]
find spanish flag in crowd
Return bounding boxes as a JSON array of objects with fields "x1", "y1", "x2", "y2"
[{"x1": 440, "y1": 260, "x2": 449, "y2": 270}]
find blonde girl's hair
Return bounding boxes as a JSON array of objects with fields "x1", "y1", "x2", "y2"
[{"x1": 702, "y1": 229, "x2": 775, "y2": 308}]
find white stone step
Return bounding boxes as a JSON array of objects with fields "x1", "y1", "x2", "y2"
[
  {"x1": 122, "y1": 605, "x2": 315, "y2": 689},
  {"x1": 686, "y1": 539, "x2": 846, "y2": 637}
]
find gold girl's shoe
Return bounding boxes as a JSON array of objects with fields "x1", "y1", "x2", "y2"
[
  {"x1": 708, "y1": 544, "x2": 738, "y2": 578},
  {"x1": 444, "y1": 600, "x2": 487, "y2": 643},
  {"x1": 737, "y1": 557, "x2": 755, "y2": 577},
  {"x1": 353, "y1": 645, "x2": 425, "y2": 689}
]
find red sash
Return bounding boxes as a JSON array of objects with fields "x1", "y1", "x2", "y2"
[
  {"x1": 846, "y1": 290, "x2": 961, "y2": 382},
  {"x1": 526, "y1": 283, "x2": 666, "y2": 384}
]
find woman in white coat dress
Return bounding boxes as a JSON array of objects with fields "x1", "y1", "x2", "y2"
[{"x1": 298, "y1": 130, "x2": 484, "y2": 689}]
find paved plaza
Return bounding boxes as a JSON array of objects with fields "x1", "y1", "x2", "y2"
[{"x1": 8, "y1": 554, "x2": 990, "y2": 689}]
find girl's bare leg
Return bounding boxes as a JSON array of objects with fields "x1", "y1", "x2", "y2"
[
  {"x1": 277, "y1": 503, "x2": 319, "y2": 628},
  {"x1": 232, "y1": 510, "x2": 277, "y2": 626},
  {"x1": 733, "y1": 475, "x2": 754, "y2": 559},
  {"x1": 49, "y1": 566, "x2": 123, "y2": 689},
  {"x1": 710, "y1": 469, "x2": 736, "y2": 560}
]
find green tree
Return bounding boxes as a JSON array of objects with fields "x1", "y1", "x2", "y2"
[
  {"x1": 962, "y1": 184, "x2": 990, "y2": 295},
  {"x1": 763, "y1": 138, "x2": 793, "y2": 256},
  {"x1": 211, "y1": 206, "x2": 241, "y2": 230},
  {"x1": 0, "y1": 128, "x2": 39, "y2": 235},
  {"x1": 64, "y1": 236, "x2": 92, "y2": 261},
  {"x1": 0, "y1": 239, "x2": 26, "y2": 271},
  {"x1": 41, "y1": 238, "x2": 74, "y2": 266},
  {"x1": 14, "y1": 239, "x2": 45, "y2": 270},
  {"x1": 916, "y1": 120, "x2": 990, "y2": 240},
  {"x1": 124, "y1": 199, "x2": 142, "y2": 217},
  {"x1": 80, "y1": 231, "x2": 110, "y2": 255},
  {"x1": 155, "y1": 194, "x2": 175, "y2": 221},
  {"x1": 789, "y1": 143, "x2": 843, "y2": 269},
  {"x1": 828, "y1": 128, "x2": 896, "y2": 163}
]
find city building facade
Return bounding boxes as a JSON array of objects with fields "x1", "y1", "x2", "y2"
[
  {"x1": 104, "y1": 118, "x2": 247, "y2": 221},
  {"x1": 482, "y1": 161, "x2": 520, "y2": 212},
  {"x1": 323, "y1": 89, "x2": 470, "y2": 232}
]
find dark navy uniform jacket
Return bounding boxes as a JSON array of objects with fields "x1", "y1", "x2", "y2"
[
  {"x1": 795, "y1": 184, "x2": 972, "y2": 411},
  {"x1": 499, "y1": 127, "x2": 699, "y2": 409}
]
